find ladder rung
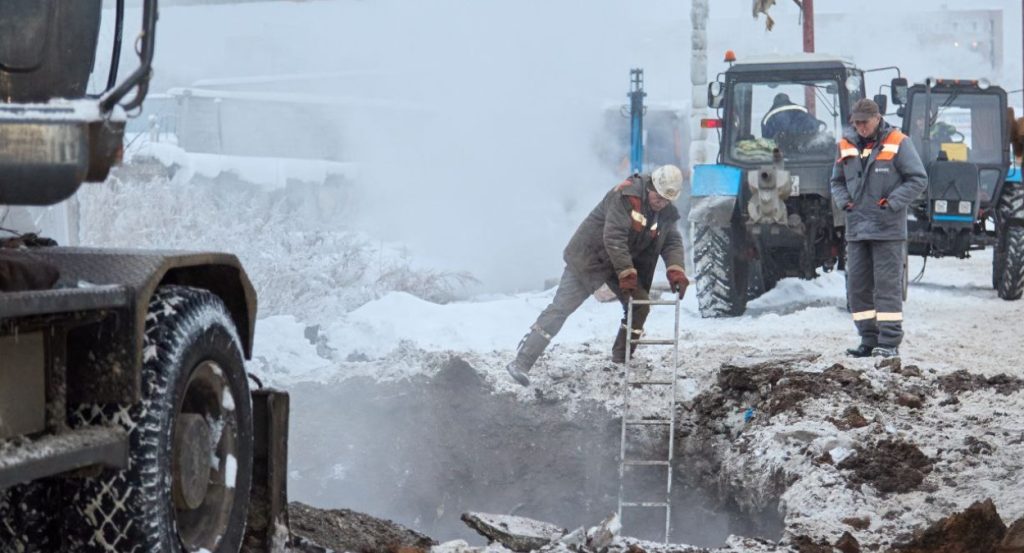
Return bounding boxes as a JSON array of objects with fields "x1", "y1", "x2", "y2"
[
  {"x1": 622, "y1": 460, "x2": 670, "y2": 466},
  {"x1": 624, "y1": 419, "x2": 671, "y2": 425},
  {"x1": 629, "y1": 299, "x2": 678, "y2": 306},
  {"x1": 632, "y1": 339, "x2": 677, "y2": 345},
  {"x1": 620, "y1": 501, "x2": 670, "y2": 508},
  {"x1": 627, "y1": 380, "x2": 674, "y2": 385}
]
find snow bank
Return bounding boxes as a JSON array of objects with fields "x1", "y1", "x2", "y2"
[{"x1": 130, "y1": 141, "x2": 358, "y2": 191}]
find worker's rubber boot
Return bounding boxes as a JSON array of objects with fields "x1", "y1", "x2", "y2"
[
  {"x1": 506, "y1": 326, "x2": 551, "y2": 387},
  {"x1": 611, "y1": 325, "x2": 644, "y2": 364},
  {"x1": 871, "y1": 346, "x2": 900, "y2": 359},
  {"x1": 612, "y1": 298, "x2": 650, "y2": 363},
  {"x1": 845, "y1": 343, "x2": 875, "y2": 358}
]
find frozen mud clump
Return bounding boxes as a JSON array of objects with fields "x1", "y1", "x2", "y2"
[
  {"x1": 893, "y1": 499, "x2": 1008, "y2": 553},
  {"x1": 938, "y1": 370, "x2": 1024, "y2": 396},
  {"x1": 837, "y1": 439, "x2": 933, "y2": 494},
  {"x1": 288, "y1": 502, "x2": 437, "y2": 552}
]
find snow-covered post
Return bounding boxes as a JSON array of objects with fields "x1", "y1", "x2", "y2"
[
  {"x1": 683, "y1": 0, "x2": 711, "y2": 274},
  {"x1": 689, "y1": 0, "x2": 711, "y2": 168}
]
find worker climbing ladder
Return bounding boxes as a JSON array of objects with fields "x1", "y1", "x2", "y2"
[{"x1": 617, "y1": 294, "x2": 681, "y2": 543}]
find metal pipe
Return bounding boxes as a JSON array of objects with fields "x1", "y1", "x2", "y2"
[
  {"x1": 100, "y1": 0, "x2": 158, "y2": 112},
  {"x1": 105, "y1": 0, "x2": 125, "y2": 92},
  {"x1": 803, "y1": 0, "x2": 816, "y2": 115}
]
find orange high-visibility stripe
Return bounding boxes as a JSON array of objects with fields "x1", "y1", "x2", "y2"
[
  {"x1": 876, "y1": 130, "x2": 905, "y2": 161},
  {"x1": 838, "y1": 138, "x2": 858, "y2": 160}
]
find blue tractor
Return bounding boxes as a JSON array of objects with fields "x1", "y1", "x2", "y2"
[
  {"x1": 691, "y1": 53, "x2": 890, "y2": 317},
  {"x1": 896, "y1": 79, "x2": 1024, "y2": 300}
]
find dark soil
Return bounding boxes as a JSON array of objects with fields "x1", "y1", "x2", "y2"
[
  {"x1": 938, "y1": 370, "x2": 1024, "y2": 396},
  {"x1": 893, "y1": 499, "x2": 1007, "y2": 553},
  {"x1": 288, "y1": 502, "x2": 436, "y2": 553},
  {"x1": 705, "y1": 362, "x2": 883, "y2": 420},
  {"x1": 837, "y1": 439, "x2": 933, "y2": 494},
  {"x1": 829, "y1": 406, "x2": 870, "y2": 430}
]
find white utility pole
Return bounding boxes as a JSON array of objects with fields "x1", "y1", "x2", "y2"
[{"x1": 689, "y1": 0, "x2": 711, "y2": 168}]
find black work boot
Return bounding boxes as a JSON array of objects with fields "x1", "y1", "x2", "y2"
[
  {"x1": 871, "y1": 346, "x2": 900, "y2": 358},
  {"x1": 506, "y1": 325, "x2": 551, "y2": 387},
  {"x1": 611, "y1": 325, "x2": 641, "y2": 364},
  {"x1": 505, "y1": 360, "x2": 530, "y2": 387},
  {"x1": 845, "y1": 344, "x2": 875, "y2": 358}
]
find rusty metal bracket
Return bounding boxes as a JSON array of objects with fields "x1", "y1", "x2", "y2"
[{"x1": 243, "y1": 388, "x2": 290, "y2": 552}]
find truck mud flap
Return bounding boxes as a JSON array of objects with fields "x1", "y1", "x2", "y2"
[{"x1": 244, "y1": 388, "x2": 291, "y2": 552}]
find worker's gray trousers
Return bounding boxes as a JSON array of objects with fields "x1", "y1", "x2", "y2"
[
  {"x1": 846, "y1": 240, "x2": 905, "y2": 348},
  {"x1": 513, "y1": 266, "x2": 649, "y2": 370}
]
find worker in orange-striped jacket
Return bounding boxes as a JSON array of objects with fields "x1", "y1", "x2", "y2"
[
  {"x1": 831, "y1": 98, "x2": 927, "y2": 359},
  {"x1": 505, "y1": 166, "x2": 690, "y2": 387}
]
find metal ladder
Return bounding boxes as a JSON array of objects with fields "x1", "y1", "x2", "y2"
[{"x1": 616, "y1": 294, "x2": 680, "y2": 544}]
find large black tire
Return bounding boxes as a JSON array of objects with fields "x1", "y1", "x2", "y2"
[
  {"x1": 997, "y1": 226, "x2": 1024, "y2": 300},
  {"x1": 693, "y1": 223, "x2": 749, "y2": 317},
  {"x1": 0, "y1": 482, "x2": 61, "y2": 550},
  {"x1": 64, "y1": 285, "x2": 254, "y2": 552},
  {"x1": 996, "y1": 183, "x2": 1024, "y2": 300},
  {"x1": 993, "y1": 228, "x2": 1006, "y2": 290}
]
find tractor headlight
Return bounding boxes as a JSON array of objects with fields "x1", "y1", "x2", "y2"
[
  {"x1": 958, "y1": 201, "x2": 972, "y2": 214},
  {"x1": 934, "y1": 200, "x2": 948, "y2": 213}
]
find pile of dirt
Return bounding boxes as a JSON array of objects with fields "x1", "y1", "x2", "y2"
[
  {"x1": 837, "y1": 439, "x2": 933, "y2": 494},
  {"x1": 288, "y1": 501, "x2": 437, "y2": 553},
  {"x1": 708, "y1": 361, "x2": 883, "y2": 420},
  {"x1": 938, "y1": 370, "x2": 1024, "y2": 397},
  {"x1": 892, "y1": 499, "x2": 1021, "y2": 553}
]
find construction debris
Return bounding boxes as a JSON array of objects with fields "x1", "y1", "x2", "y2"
[
  {"x1": 461, "y1": 512, "x2": 567, "y2": 552},
  {"x1": 288, "y1": 502, "x2": 437, "y2": 553}
]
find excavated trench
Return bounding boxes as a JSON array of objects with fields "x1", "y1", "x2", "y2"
[{"x1": 285, "y1": 356, "x2": 785, "y2": 547}]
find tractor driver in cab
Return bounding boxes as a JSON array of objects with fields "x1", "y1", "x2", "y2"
[{"x1": 761, "y1": 93, "x2": 820, "y2": 140}]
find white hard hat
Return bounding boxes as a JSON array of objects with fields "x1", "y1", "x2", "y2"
[{"x1": 651, "y1": 165, "x2": 683, "y2": 201}]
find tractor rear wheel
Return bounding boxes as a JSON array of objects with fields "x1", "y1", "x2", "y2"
[
  {"x1": 693, "y1": 222, "x2": 750, "y2": 317},
  {"x1": 996, "y1": 183, "x2": 1024, "y2": 300}
]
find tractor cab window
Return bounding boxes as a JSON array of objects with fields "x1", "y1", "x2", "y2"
[
  {"x1": 726, "y1": 79, "x2": 842, "y2": 165},
  {"x1": 906, "y1": 92, "x2": 1003, "y2": 165}
]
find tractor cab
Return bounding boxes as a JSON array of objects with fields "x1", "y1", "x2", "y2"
[
  {"x1": 899, "y1": 80, "x2": 1009, "y2": 257},
  {"x1": 901, "y1": 80, "x2": 1009, "y2": 208},
  {"x1": 714, "y1": 55, "x2": 864, "y2": 175}
]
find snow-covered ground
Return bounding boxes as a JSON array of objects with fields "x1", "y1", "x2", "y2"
[
  {"x1": 250, "y1": 251, "x2": 1024, "y2": 551},
  {"x1": 251, "y1": 251, "x2": 1020, "y2": 389}
]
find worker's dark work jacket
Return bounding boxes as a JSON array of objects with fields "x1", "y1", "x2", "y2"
[
  {"x1": 830, "y1": 121, "x2": 928, "y2": 241},
  {"x1": 762, "y1": 104, "x2": 818, "y2": 139},
  {"x1": 563, "y1": 175, "x2": 685, "y2": 290}
]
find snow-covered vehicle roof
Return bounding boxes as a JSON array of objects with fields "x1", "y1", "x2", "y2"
[{"x1": 728, "y1": 52, "x2": 857, "y2": 72}]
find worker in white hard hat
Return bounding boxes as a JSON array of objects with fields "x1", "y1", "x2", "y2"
[{"x1": 506, "y1": 165, "x2": 689, "y2": 386}]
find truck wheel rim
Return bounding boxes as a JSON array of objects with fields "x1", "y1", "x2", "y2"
[{"x1": 172, "y1": 360, "x2": 241, "y2": 550}]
